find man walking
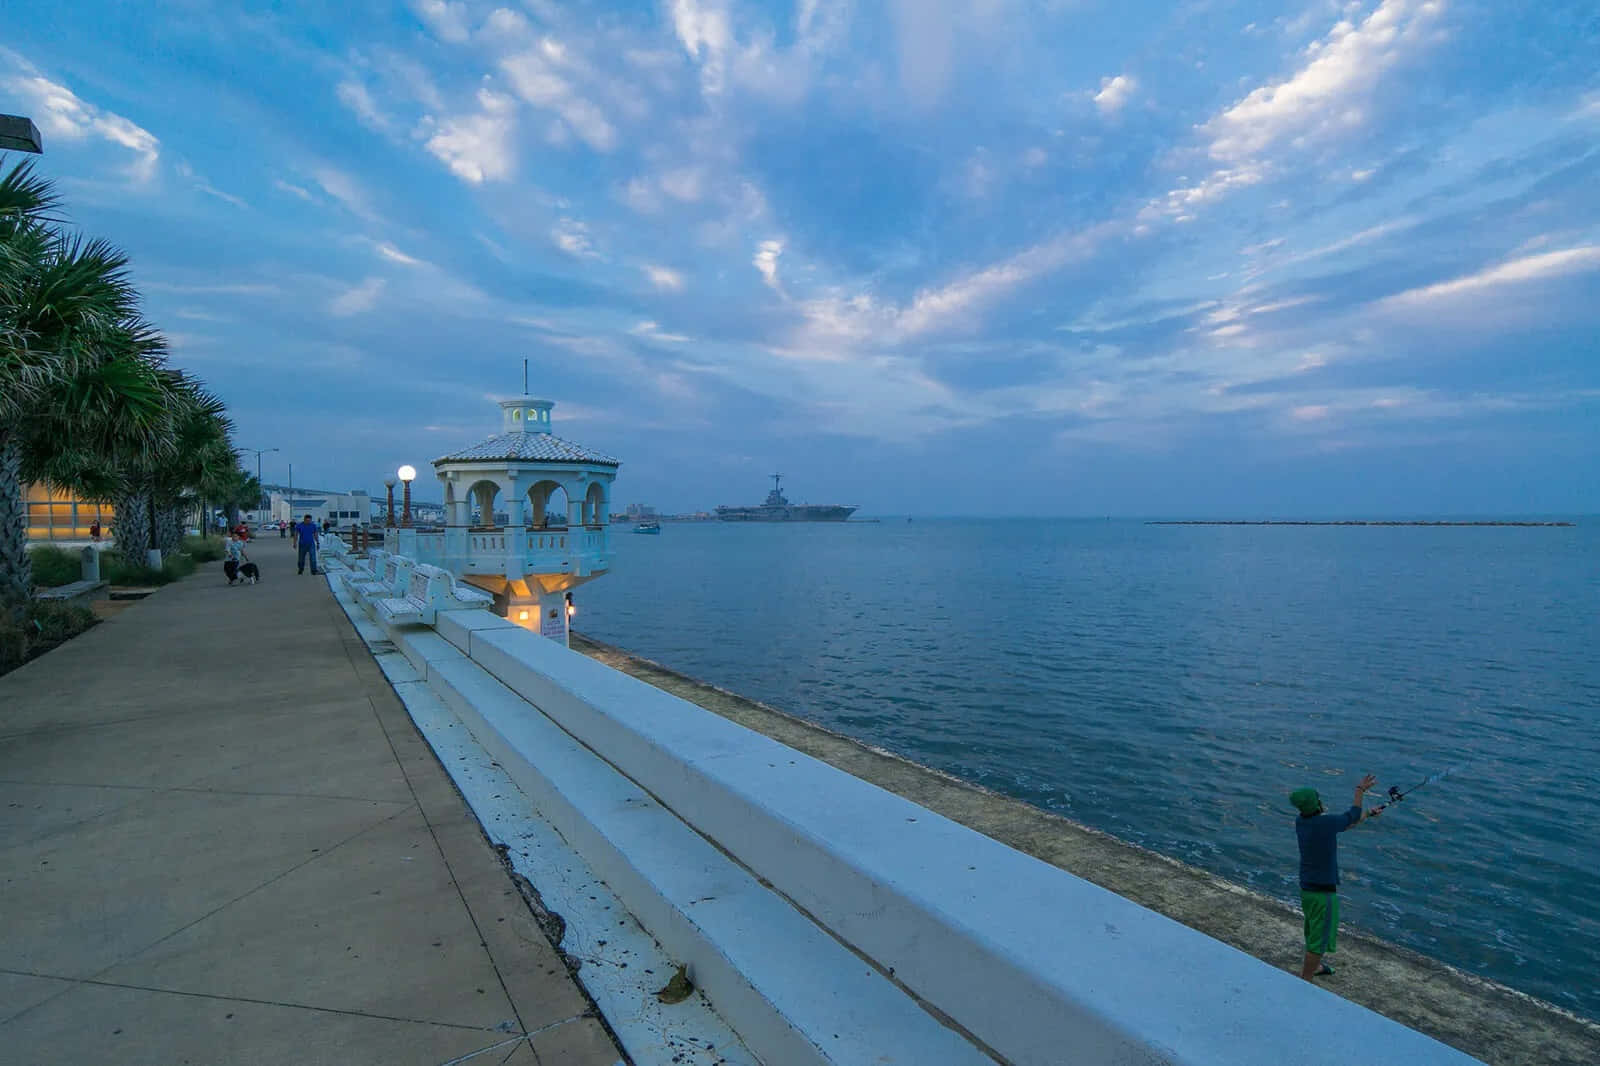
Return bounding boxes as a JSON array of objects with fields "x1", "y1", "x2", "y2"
[
  {"x1": 1291, "y1": 774, "x2": 1381, "y2": 980},
  {"x1": 295, "y1": 513, "x2": 320, "y2": 575}
]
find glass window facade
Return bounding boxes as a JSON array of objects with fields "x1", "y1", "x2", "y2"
[{"x1": 24, "y1": 484, "x2": 115, "y2": 542}]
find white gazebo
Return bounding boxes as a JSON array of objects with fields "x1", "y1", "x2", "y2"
[{"x1": 393, "y1": 397, "x2": 619, "y2": 642}]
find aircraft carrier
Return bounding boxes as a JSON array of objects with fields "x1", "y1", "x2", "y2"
[{"x1": 715, "y1": 474, "x2": 857, "y2": 522}]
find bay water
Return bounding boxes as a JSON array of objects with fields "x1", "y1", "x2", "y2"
[{"x1": 579, "y1": 518, "x2": 1599, "y2": 1018}]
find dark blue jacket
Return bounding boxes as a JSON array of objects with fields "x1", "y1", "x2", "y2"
[{"x1": 295, "y1": 520, "x2": 319, "y2": 547}]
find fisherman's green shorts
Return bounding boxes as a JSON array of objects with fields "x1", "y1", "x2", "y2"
[{"x1": 1301, "y1": 890, "x2": 1339, "y2": 955}]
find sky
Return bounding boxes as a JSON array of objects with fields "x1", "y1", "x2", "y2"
[{"x1": 4, "y1": 0, "x2": 1597, "y2": 516}]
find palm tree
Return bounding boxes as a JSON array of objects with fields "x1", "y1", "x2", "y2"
[{"x1": 1, "y1": 156, "x2": 175, "y2": 600}]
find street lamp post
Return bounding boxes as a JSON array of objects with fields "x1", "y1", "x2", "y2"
[
  {"x1": 397, "y1": 465, "x2": 416, "y2": 528},
  {"x1": 243, "y1": 447, "x2": 279, "y2": 523},
  {"x1": 384, "y1": 478, "x2": 396, "y2": 528}
]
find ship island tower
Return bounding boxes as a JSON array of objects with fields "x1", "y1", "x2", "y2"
[{"x1": 425, "y1": 397, "x2": 619, "y2": 642}]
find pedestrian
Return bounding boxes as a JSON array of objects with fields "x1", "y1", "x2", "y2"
[
  {"x1": 223, "y1": 530, "x2": 244, "y2": 584},
  {"x1": 1291, "y1": 774, "x2": 1382, "y2": 980},
  {"x1": 279, "y1": 519, "x2": 287, "y2": 538},
  {"x1": 90, "y1": 520, "x2": 101, "y2": 543},
  {"x1": 295, "y1": 512, "x2": 321, "y2": 575}
]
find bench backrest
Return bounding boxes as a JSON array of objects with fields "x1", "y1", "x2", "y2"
[
  {"x1": 408, "y1": 563, "x2": 454, "y2": 605},
  {"x1": 383, "y1": 555, "x2": 415, "y2": 590}
]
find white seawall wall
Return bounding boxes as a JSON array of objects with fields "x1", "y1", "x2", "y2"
[{"x1": 399, "y1": 607, "x2": 1478, "y2": 1065}]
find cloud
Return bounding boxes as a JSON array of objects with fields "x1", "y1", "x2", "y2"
[
  {"x1": 670, "y1": 0, "x2": 733, "y2": 94},
  {"x1": 753, "y1": 240, "x2": 784, "y2": 291},
  {"x1": 424, "y1": 88, "x2": 518, "y2": 184},
  {"x1": 1093, "y1": 74, "x2": 1137, "y2": 115},
  {"x1": 411, "y1": 0, "x2": 470, "y2": 43},
  {"x1": 329, "y1": 277, "x2": 386, "y2": 316},
  {"x1": 1384, "y1": 246, "x2": 1600, "y2": 305},
  {"x1": 311, "y1": 166, "x2": 382, "y2": 222},
  {"x1": 374, "y1": 241, "x2": 424, "y2": 266},
  {"x1": 500, "y1": 47, "x2": 616, "y2": 152},
  {"x1": 1205, "y1": 0, "x2": 1446, "y2": 164},
  {"x1": 629, "y1": 320, "x2": 690, "y2": 343},
  {"x1": 552, "y1": 218, "x2": 600, "y2": 258},
  {"x1": 4, "y1": 69, "x2": 160, "y2": 181},
  {"x1": 337, "y1": 80, "x2": 393, "y2": 133},
  {"x1": 274, "y1": 179, "x2": 316, "y2": 202},
  {"x1": 176, "y1": 162, "x2": 248, "y2": 209},
  {"x1": 644, "y1": 264, "x2": 685, "y2": 291}
]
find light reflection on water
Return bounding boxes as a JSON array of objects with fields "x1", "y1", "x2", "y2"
[{"x1": 582, "y1": 518, "x2": 1600, "y2": 1018}]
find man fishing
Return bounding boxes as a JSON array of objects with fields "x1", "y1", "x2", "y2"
[{"x1": 1290, "y1": 774, "x2": 1381, "y2": 980}]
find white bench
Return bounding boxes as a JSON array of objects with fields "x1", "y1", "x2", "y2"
[
  {"x1": 341, "y1": 548, "x2": 385, "y2": 592},
  {"x1": 354, "y1": 555, "x2": 413, "y2": 609},
  {"x1": 374, "y1": 563, "x2": 494, "y2": 626}
]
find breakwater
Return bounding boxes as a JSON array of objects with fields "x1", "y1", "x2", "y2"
[
  {"x1": 1148, "y1": 520, "x2": 1575, "y2": 526},
  {"x1": 571, "y1": 633, "x2": 1600, "y2": 1065}
]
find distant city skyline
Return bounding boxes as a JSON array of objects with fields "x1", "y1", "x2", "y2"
[{"x1": 4, "y1": 2, "x2": 1596, "y2": 516}]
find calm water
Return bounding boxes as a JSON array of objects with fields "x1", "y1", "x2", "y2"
[{"x1": 579, "y1": 519, "x2": 1600, "y2": 1018}]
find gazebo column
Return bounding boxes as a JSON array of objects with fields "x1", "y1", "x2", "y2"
[
  {"x1": 504, "y1": 478, "x2": 525, "y2": 583},
  {"x1": 440, "y1": 476, "x2": 467, "y2": 569}
]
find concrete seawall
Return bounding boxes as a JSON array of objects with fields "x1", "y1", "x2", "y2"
[{"x1": 570, "y1": 633, "x2": 1600, "y2": 1066}]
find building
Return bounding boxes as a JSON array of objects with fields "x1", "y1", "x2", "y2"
[
  {"x1": 269, "y1": 489, "x2": 372, "y2": 528},
  {"x1": 23, "y1": 483, "x2": 114, "y2": 542}
]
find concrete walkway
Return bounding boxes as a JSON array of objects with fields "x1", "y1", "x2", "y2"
[{"x1": 0, "y1": 535, "x2": 624, "y2": 1066}]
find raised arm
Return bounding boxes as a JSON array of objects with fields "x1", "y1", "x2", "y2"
[{"x1": 1352, "y1": 773, "x2": 1377, "y2": 824}]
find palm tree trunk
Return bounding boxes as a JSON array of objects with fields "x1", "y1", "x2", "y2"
[
  {"x1": 114, "y1": 490, "x2": 149, "y2": 557},
  {"x1": 0, "y1": 427, "x2": 35, "y2": 602},
  {"x1": 156, "y1": 503, "x2": 183, "y2": 556}
]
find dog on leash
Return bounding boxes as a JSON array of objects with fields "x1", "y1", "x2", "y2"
[{"x1": 239, "y1": 561, "x2": 260, "y2": 585}]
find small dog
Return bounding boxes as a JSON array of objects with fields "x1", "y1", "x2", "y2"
[{"x1": 239, "y1": 561, "x2": 260, "y2": 585}]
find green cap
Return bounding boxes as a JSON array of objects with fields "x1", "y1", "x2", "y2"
[{"x1": 1290, "y1": 788, "x2": 1321, "y2": 815}]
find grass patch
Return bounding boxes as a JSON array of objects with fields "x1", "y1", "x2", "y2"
[
  {"x1": 0, "y1": 599, "x2": 98, "y2": 678},
  {"x1": 26, "y1": 545, "x2": 84, "y2": 588},
  {"x1": 182, "y1": 536, "x2": 224, "y2": 563}
]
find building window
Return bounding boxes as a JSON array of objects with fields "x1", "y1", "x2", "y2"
[{"x1": 513, "y1": 409, "x2": 523, "y2": 421}]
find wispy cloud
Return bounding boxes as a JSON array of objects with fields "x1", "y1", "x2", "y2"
[
  {"x1": 1093, "y1": 74, "x2": 1137, "y2": 115},
  {"x1": 1205, "y1": 0, "x2": 1446, "y2": 164},
  {"x1": 328, "y1": 277, "x2": 386, "y2": 316},
  {"x1": 500, "y1": 45, "x2": 616, "y2": 152},
  {"x1": 410, "y1": 0, "x2": 470, "y2": 43},
  {"x1": 1384, "y1": 246, "x2": 1600, "y2": 306},
  {"x1": 643, "y1": 264, "x2": 686, "y2": 291},
  {"x1": 630, "y1": 320, "x2": 691, "y2": 343},
  {"x1": 753, "y1": 239, "x2": 784, "y2": 291},
  {"x1": 552, "y1": 218, "x2": 600, "y2": 258},
  {"x1": 423, "y1": 88, "x2": 518, "y2": 184},
  {"x1": 3, "y1": 63, "x2": 160, "y2": 181}
]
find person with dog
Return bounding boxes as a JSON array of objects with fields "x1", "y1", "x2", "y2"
[
  {"x1": 223, "y1": 531, "x2": 247, "y2": 585},
  {"x1": 1291, "y1": 774, "x2": 1382, "y2": 980},
  {"x1": 295, "y1": 513, "x2": 321, "y2": 575}
]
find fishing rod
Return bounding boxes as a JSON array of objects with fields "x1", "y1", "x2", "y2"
[{"x1": 1368, "y1": 764, "x2": 1466, "y2": 814}]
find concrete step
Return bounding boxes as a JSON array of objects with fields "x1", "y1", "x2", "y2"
[{"x1": 423, "y1": 651, "x2": 992, "y2": 1066}]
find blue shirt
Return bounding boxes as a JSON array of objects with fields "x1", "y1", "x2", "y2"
[
  {"x1": 295, "y1": 521, "x2": 319, "y2": 547},
  {"x1": 1296, "y1": 806, "x2": 1362, "y2": 889}
]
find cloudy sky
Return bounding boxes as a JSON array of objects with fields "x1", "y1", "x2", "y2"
[{"x1": 5, "y1": 1, "x2": 1597, "y2": 515}]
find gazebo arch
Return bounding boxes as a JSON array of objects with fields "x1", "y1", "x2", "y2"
[
  {"x1": 528, "y1": 480, "x2": 568, "y2": 529},
  {"x1": 466, "y1": 478, "x2": 501, "y2": 528},
  {"x1": 583, "y1": 482, "x2": 606, "y2": 527}
]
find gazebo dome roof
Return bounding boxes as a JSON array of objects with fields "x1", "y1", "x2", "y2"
[
  {"x1": 434, "y1": 431, "x2": 618, "y2": 466},
  {"x1": 432, "y1": 398, "x2": 619, "y2": 467}
]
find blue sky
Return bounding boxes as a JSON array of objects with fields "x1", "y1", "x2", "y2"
[{"x1": 5, "y1": 1, "x2": 1597, "y2": 515}]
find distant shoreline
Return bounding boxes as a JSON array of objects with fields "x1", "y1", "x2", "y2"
[{"x1": 1149, "y1": 520, "x2": 1575, "y2": 527}]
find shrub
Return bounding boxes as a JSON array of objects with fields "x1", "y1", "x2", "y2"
[
  {"x1": 182, "y1": 536, "x2": 224, "y2": 563},
  {"x1": 26, "y1": 545, "x2": 84, "y2": 588},
  {"x1": 0, "y1": 599, "x2": 98, "y2": 677}
]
